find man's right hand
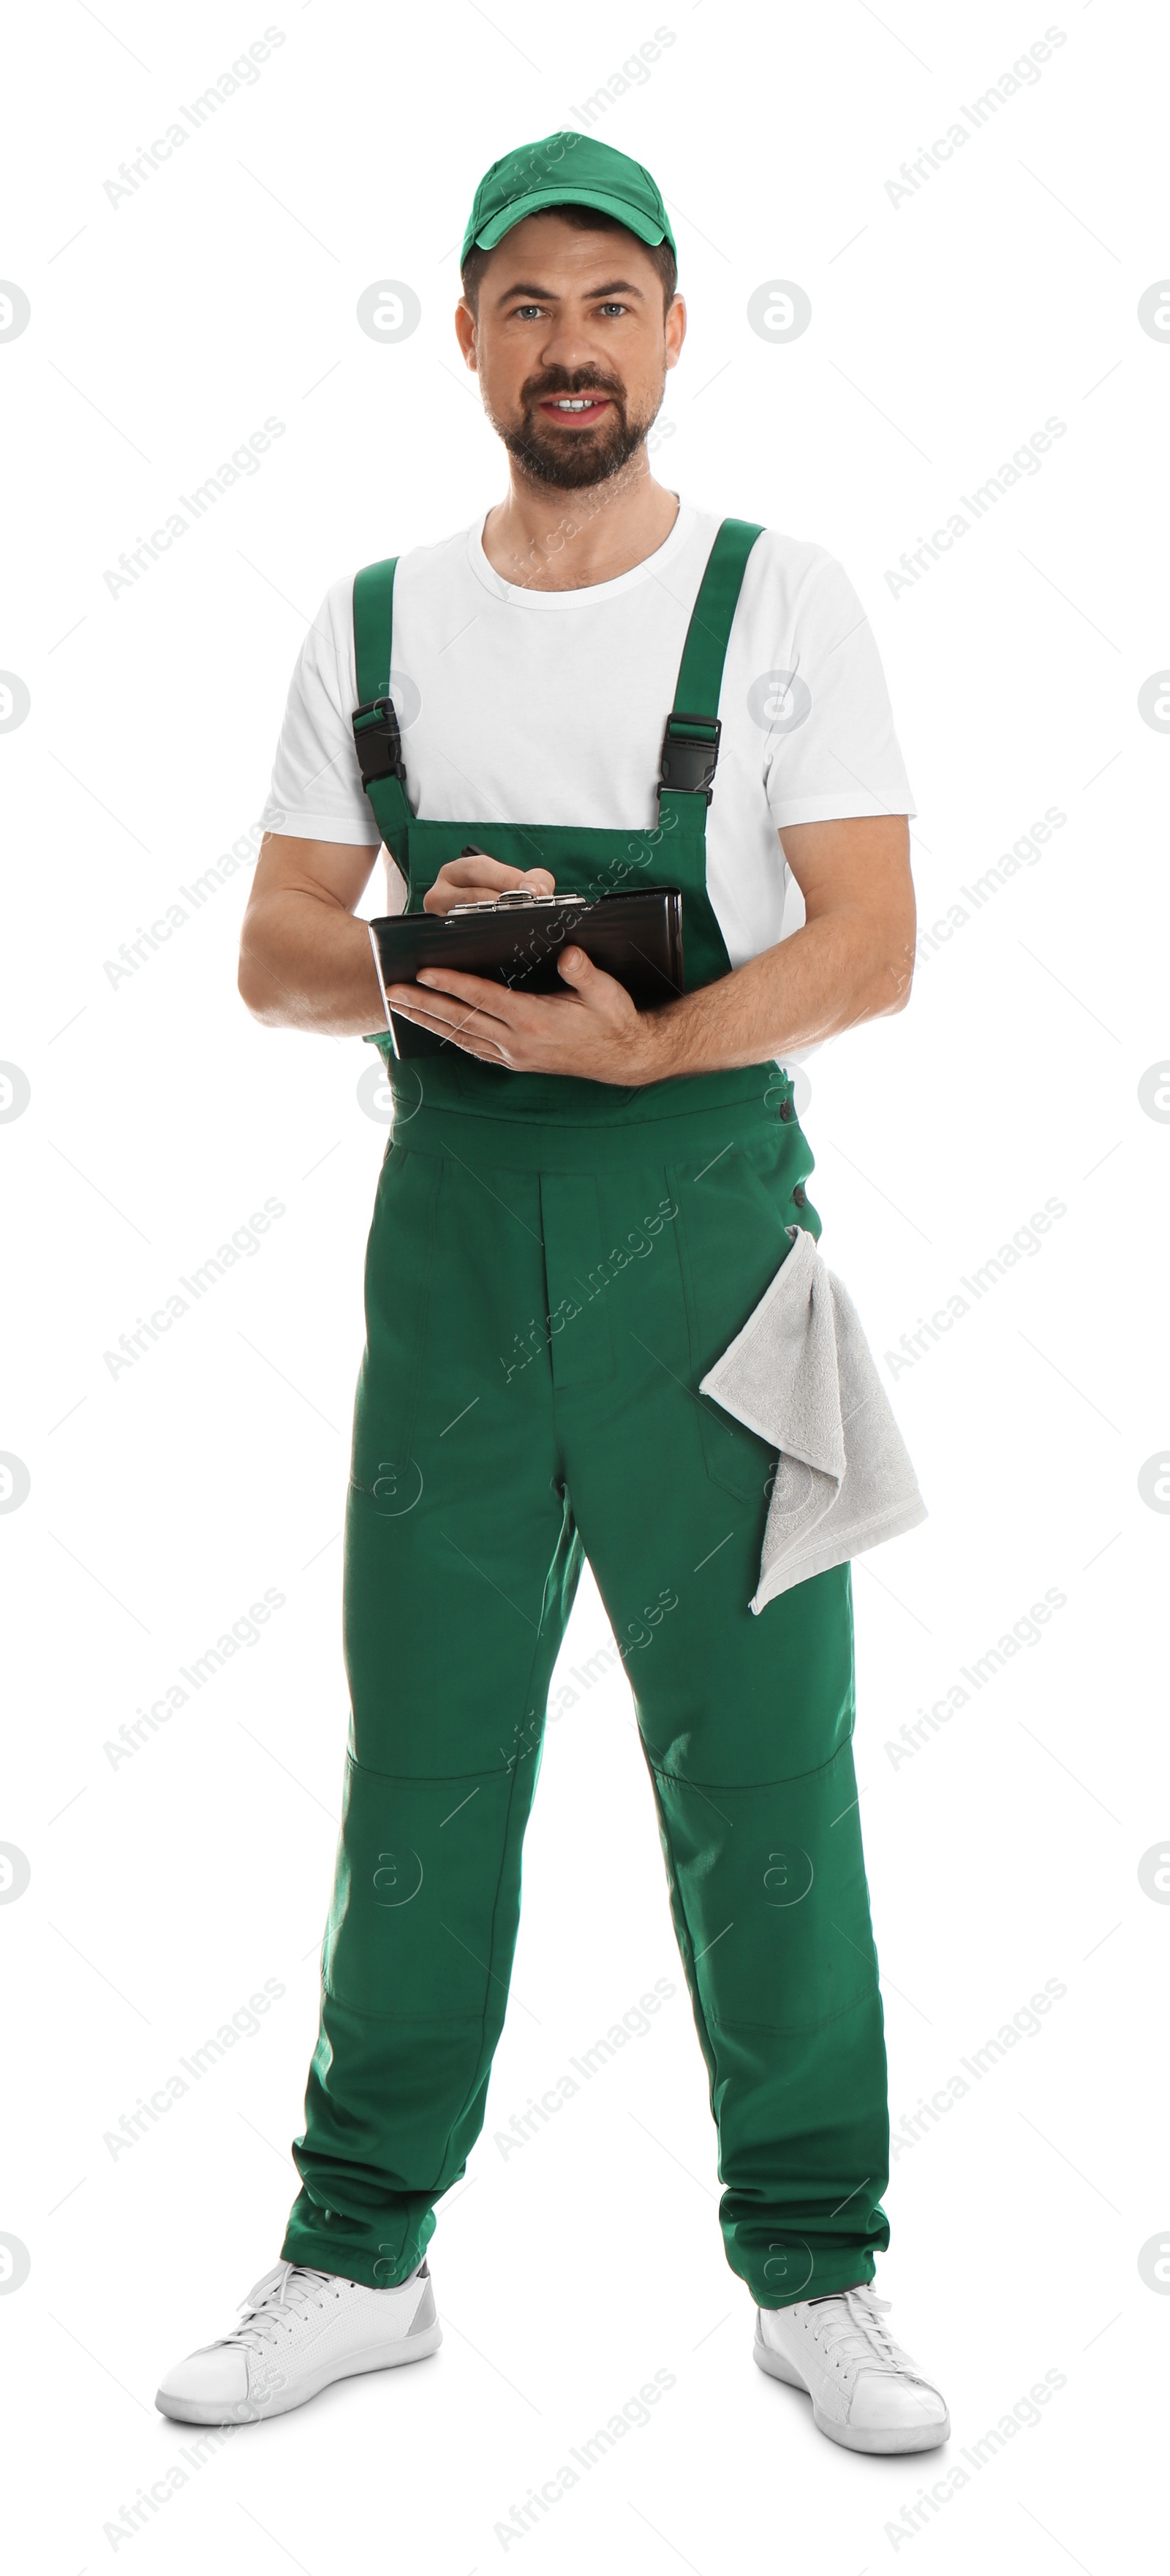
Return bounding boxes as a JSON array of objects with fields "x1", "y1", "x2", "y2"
[{"x1": 423, "y1": 849, "x2": 556, "y2": 916}]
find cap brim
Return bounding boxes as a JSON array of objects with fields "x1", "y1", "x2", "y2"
[{"x1": 464, "y1": 186, "x2": 668, "y2": 260}]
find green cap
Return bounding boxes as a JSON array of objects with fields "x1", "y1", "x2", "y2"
[{"x1": 461, "y1": 130, "x2": 676, "y2": 267}]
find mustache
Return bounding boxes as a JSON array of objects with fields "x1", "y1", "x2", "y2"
[{"x1": 522, "y1": 368, "x2": 626, "y2": 409}]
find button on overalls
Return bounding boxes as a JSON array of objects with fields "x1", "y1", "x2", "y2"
[{"x1": 281, "y1": 520, "x2": 891, "y2": 2308}]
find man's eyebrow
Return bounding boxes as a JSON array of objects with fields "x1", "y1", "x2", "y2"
[{"x1": 494, "y1": 277, "x2": 646, "y2": 306}]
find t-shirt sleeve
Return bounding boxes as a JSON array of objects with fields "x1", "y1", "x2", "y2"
[
  {"x1": 266, "y1": 575, "x2": 380, "y2": 845},
  {"x1": 760, "y1": 548, "x2": 917, "y2": 829}
]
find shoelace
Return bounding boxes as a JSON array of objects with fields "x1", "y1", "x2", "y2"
[
  {"x1": 220, "y1": 2262, "x2": 344, "y2": 2353},
  {"x1": 806, "y1": 2288, "x2": 918, "y2": 2377}
]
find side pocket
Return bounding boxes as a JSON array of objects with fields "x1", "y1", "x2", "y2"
[
  {"x1": 349, "y1": 1147, "x2": 442, "y2": 1509},
  {"x1": 673, "y1": 1144, "x2": 809, "y2": 1504}
]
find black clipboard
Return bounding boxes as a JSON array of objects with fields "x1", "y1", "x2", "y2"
[{"x1": 367, "y1": 884, "x2": 684, "y2": 1058}]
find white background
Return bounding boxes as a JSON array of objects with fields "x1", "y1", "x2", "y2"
[{"x1": 1, "y1": 2, "x2": 1166, "y2": 2569}]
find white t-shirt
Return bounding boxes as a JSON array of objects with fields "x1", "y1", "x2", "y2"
[{"x1": 267, "y1": 499, "x2": 916, "y2": 970}]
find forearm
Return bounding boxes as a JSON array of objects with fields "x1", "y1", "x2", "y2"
[
  {"x1": 640, "y1": 908, "x2": 913, "y2": 1080},
  {"x1": 238, "y1": 888, "x2": 385, "y2": 1038}
]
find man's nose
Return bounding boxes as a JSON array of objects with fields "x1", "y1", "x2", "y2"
[{"x1": 534, "y1": 328, "x2": 610, "y2": 380}]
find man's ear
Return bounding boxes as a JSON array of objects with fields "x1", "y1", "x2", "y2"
[
  {"x1": 454, "y1": 298, "x2": 478, "y2": 371},
  {"x1": 665, "y1": 293, "x2": 687, "y2": 373}
]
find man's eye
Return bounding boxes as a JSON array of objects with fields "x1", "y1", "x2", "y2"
[
  {"x1": 514, "y1": 304, "x2": 543, "y2": 320},
  {"x1": 598, "y1": 303, "x2": 627, "y2": 317}
]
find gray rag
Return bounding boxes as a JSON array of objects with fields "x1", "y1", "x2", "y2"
[{"x1": 699, "y1": 1224, "x2": 927, "y2": 1614}]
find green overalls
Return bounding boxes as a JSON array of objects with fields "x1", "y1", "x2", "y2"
[{"x1": 281, "y1": 519, "x2": 891, "y2": 2307}]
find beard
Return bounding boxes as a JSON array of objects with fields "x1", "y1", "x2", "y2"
[{"x1": 491, "y1": 368, "x2": 660, "y2": 491}]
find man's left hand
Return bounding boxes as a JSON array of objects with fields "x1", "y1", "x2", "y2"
[{"x1": 383, "y1": 947, "x2": 663, "y2": 1084}]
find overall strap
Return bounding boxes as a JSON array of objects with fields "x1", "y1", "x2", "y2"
[
  {"x1": 658, "y1": 517, "x2": 765, "y2": 804},
  {"x1": 351, "y1": 557, "x2": 412, "y2": 835}
]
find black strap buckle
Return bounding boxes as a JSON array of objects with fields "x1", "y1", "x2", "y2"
[
  {"x1": 352, "y1": 696, "x2": 406, "y2": 788},
  {"x1": 657, "y1": 711, "x2": 722, "y2": 803}
]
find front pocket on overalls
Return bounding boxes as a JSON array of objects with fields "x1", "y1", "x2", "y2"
[
  {"x1": 673, "y1": 1137, "x2": 817, "y2": 1505},
  {"x1": 349, "y1": 1144, "x2": 443, "y2": 1511}
]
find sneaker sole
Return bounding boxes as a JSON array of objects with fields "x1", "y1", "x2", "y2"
[
  {"x1": 752, "y1": 2325, "x2": 949, "y2": 2455},
  {"x1": 154, "y1": 2319, "x2": 442, "y2": 2426}
]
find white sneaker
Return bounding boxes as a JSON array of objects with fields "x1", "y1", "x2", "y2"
[
  {"x1": 753, "y1": 2284, "x2": 949, "y2": 2455},
  {"x1": 155, "y1": 2256, "x2": 440, "y2": 2425}
]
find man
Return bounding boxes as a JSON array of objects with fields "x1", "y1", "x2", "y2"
[{"x1": 156, "y1": 131, "x2": 948, "y2": 2457}]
